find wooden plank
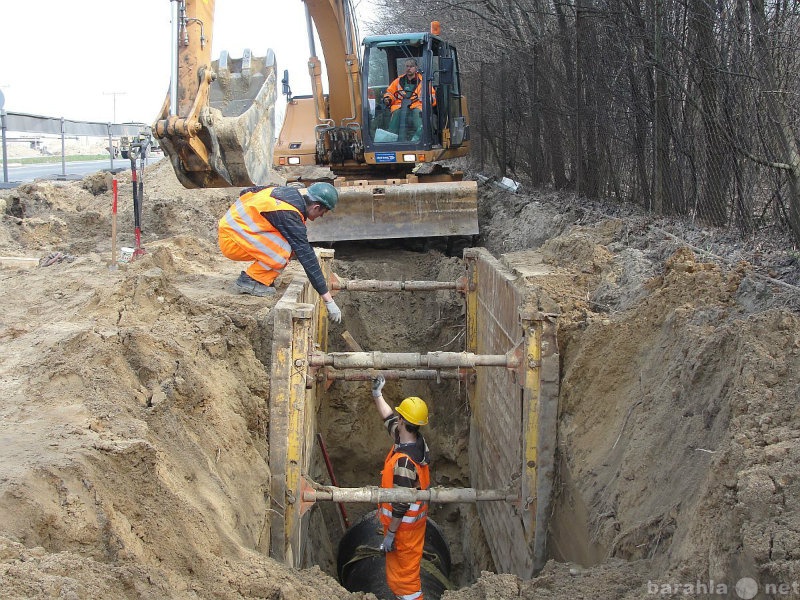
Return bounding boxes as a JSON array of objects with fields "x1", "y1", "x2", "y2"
[
  {"x1": 341, "y1": 331, "x2": 364, "y2": 352},
  {"x1": 0, "y1": 256, "x2": 39, "y2": 268}
]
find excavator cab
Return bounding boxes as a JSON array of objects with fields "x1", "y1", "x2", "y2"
[
  {"x1": 362, "y1": 33, "x2": 469, "y2": 161},
  {"x1": 274, "y1": 22, "x2": 478, "y2": 243}
]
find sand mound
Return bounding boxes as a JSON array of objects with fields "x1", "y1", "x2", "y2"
[{"x1": 1, "y1": 161, "x2": 799, "y2": 599}]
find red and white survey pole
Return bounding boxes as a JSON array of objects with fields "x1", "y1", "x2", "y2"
[{"x1": 111, "y1": 177, "x2": 118, "y2": 264}]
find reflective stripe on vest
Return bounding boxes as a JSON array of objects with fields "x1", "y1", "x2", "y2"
[
  {"x1": 378, "y1": 447, "x2": 430, "y2": 531},
  {"x1": 379, "y1": 505, "x2": 427, "y2": 524},
  {"x1": 220, "y1": 189, "x2": 303, "y2": 270},
  {"x1": 397, "y1": 592, "x2": 423, "y2": 600}
]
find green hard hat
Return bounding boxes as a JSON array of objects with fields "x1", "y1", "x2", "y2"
[{"x1": 307, "y1": 182, "x2": 339, "y2": 210}]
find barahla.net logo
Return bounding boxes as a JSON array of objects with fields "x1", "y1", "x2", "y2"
[{"x1": 647, "y1": 577, "x2": 799, "y2": 597}]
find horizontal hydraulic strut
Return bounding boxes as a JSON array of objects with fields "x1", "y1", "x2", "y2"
[
  {"x1": 309, "y1": 351, "x2": 520, "y2": 370},
  {"x1": 304, "y1": 485, "x2": 519, "y2": 504},
  {"x1": 321, "y1": 369, "x2": 469, "y2": 382}
]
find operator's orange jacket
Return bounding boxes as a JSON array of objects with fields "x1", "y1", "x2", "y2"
[
  {"x1": 383, "y1": 73, "x2": 436, "y2": 112},
  {"x1": 379, "y1": 446, "x2": 430, "y2": 600},
  {"x1": 217, "y1": 187, "x2": 303, "y2": 277}
]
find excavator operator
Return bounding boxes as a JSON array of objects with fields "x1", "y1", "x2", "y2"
[
  {"x1": 372, "y1": 375, "x2": 431, "y2": 600},
  {"x1": 383, "y1": 58, "x2": 436, "y2": 142},
  {"x1": 217, "y1": 182, "x2": 343, "y2": 323}
]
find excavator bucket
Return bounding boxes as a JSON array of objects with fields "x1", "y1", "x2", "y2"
[
  {"x1": 154, "y1": 49, "x2": 278, "y2": 189},
  {"x1": 306, "y1": 180, "x2": 479, "y2": 242}
]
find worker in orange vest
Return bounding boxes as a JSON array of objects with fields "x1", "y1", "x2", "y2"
[
  {"x1": 382, "y1": 58, "x2": 436, "y2": 142},
  {"x1": 217, "y1": 182, "x2": 342, "y2": 322},
  {"x1": 371, "y1": 375, "x2": 431, "y2": 600}
]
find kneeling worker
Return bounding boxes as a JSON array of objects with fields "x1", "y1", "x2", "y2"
[
  {"x1": 372, "y1": 375, "x2": 431, "y2": 600},
  {"x1": 217, "y1": 182, "x2": 342, "y2": 323}
]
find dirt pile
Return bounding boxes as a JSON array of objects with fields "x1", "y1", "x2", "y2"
[
  {"x1": 0, "y1": 161, "x2": 799, "y2": 599},
  {"x1": 0, "y1": 165, "x2": 358, "y2": 599}
]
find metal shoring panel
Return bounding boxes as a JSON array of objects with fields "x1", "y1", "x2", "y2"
[
  {"x1": 268, "y1": 285, "x2": 300, "y2": 563},
  {"x1": 268, "y1": 276, "x2": 315, "y2": 566},
  {"x1": 291, "y1": 249, "x2": 558, "y2": 575},
  {"x1": 285, "y1": 304, "x2": 314, "y2": 567},
  {"x1": 532, "y1": 313, "x2": 559, "y2": 572}
]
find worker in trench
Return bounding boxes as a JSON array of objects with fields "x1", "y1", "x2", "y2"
[
  {"x1": 217, "y1": 182, "x2": 342, "y2": 323},
  {"x1": 371, "y1": 375, "x2": 431, "y2": 600}
]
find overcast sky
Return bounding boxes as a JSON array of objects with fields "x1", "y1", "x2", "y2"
[{"x1": 0, "y1": 0, "x2": 373, "y2": 125}]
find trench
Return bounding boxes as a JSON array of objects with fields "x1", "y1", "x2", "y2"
[
  {"x1": 307, "y1": 245, "x2": 484, "y2": 592},
  {"x1": 264, "y1": 243, "x2": 561, "y2": 598}
]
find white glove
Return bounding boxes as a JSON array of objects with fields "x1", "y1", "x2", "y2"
[
  {"x1": 325, "y1": 299, "x2": 342, "y2": 324},
  {"x1": 380, "y1": 530, "x2": 396, "y2": 552},
  {"x1": 372, "y1": 375, "x2": 386, "y2": 398}
]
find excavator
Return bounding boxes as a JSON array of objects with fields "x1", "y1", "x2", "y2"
[{"x1": 153, "y1": 0, "x2": 478, "y2": 242}]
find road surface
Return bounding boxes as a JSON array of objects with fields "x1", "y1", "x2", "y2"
[{"x1": 1, "y1": 156, "x2": 164, "y2": 188}]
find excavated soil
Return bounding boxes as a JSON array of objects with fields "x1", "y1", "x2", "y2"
[{"x1": 0, "y1": 160, "x2": 799, "y2": 599}]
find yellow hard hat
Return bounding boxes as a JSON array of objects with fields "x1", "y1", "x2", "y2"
[{"x1": 396, "y1": 396, "x2": 429, "y2": 426}]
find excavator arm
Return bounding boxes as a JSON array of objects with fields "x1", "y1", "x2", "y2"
[{"x1": 304, "y1": 0, "x2": 363, "y2": 127}]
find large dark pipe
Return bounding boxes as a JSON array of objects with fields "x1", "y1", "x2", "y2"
[{"x1": 337, "y1": 509, "x2": 452, "y2": 600}]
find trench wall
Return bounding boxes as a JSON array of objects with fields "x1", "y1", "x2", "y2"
[
  {"x1": 267, "y1": 249, "x2": 334, "y2": 566},
  {"x1": 464, "y1": 248, "x2": 560, "y2": 577}
]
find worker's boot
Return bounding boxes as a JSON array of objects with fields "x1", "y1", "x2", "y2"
[{"x1": 234, "y1": 271, "x2": 276, "y2": 296}]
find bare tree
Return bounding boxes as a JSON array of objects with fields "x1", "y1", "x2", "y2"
[{"x1": 364, "y1": 0, "x2": 800, "y2": 242}]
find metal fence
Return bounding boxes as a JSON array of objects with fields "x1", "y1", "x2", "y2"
[{"x1": 0, "y1": 110, "x2": 149, "y2": 183}]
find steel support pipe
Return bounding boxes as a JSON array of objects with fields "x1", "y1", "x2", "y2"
[
  {"x1": 309, "y1": 351, "x2": 518, "y2": 370},
  {"x1": 331, "y1": 278, "x2": 463, "y2": 292},
  {"x1": 305, "y1": 485, "x2": 518, "y2": 504},
  {"x1": 321, "y1": 369, "x2": 469, "y2": 382}
]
